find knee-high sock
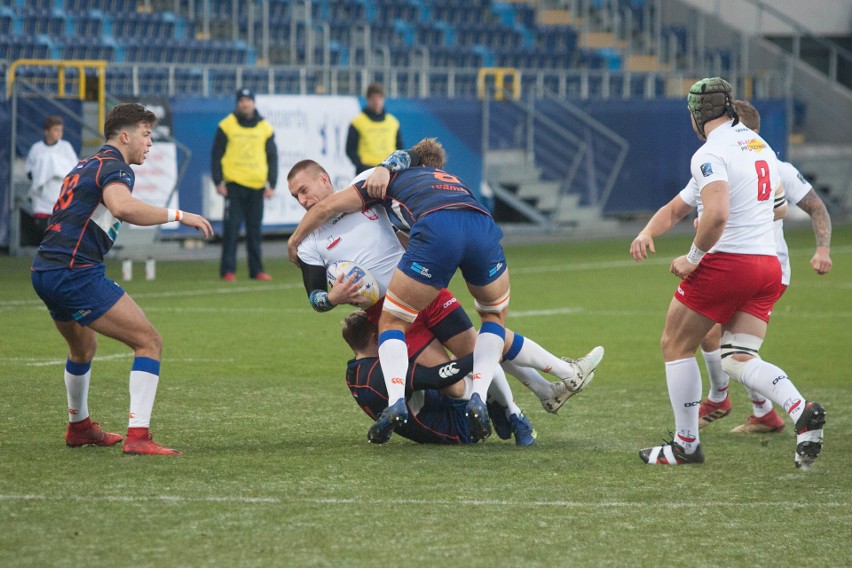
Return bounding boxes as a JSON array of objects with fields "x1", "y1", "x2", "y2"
[
  {"x1": 666, "y1": 357, "x2": 702, "y2": 454},
  {"x1": 65, "y1": 358, "x2": 91, "y2": 423},
  {"x1": 129, "y1": 357, "x2": 160, "y2": 429},
  {"x1": 486, "y1": 366, "x2": 522, "y2": 417},
  {"x1": 501, "y1": 360, "x2": 553, "y2": 400},
  {"x1": 503, "y1": 333, "x2": 574, "y2": 379},
  {"x1": 701, "y1": 348, "x2": 729, "y2": 403},
  {"x1": 471, "y1": 322, "x2": 505, "y2": 399},
  {"x1": 378, "y1": 330, "x2": 408, "y2": 406},
  {"x1": 746, "y1": 387, "x2": 773, "y2": 417},
  {"x1": 739, "y1": 359, "x2": 806, "y2": 424}
]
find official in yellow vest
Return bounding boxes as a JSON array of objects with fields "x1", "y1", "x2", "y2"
[
  {"x1": 211, "y1": 88, "x2": 278, "y2": 281},
  {"x1": 346, "y1": 83, "x2": 403, "y2": 174}
]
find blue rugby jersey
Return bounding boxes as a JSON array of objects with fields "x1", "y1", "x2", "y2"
[
  {"x1": 353, "y1": 166, "x2": 490, "y2": 231},
  {"x1": 345, "y1": 357, "x2": 472, "y2": 445},
  {"x1": 32, "y1": 146, "x2": 135, "y2": 270}
]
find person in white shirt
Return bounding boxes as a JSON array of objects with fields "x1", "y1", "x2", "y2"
[
  {"x1": 629, "y1": 78, "x2": 825, "y2": 469},
  {"x1": 683, "y1": 101, "x2": 833, "y2": 434},
  {"x1": 25, "y1": 115, "x2": 79, "y2": 235}
]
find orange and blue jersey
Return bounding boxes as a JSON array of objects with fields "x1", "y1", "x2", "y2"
[
  {"x1": 32, "y1": 145, "x2": 134, "y2": 271},
  {"x1": 353, "y1": 166, "x2": 490, "y2": 231},
  {"x1": 346, "y1": 355, "x2": 474, "y2": 445}
]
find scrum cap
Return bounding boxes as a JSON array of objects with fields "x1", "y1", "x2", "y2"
[{"x1": 687, "y1": 77, "x2": 739, "y2": 137}]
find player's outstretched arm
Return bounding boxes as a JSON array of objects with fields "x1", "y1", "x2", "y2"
[
  {"x1": 287, "y1": 185, "x2": 363, "y2": 263},
  {"x1": 630, "y1": 195, "x2": 693, "y2": 261},
  {"x1": 103, "y1": 183, "x2": 213, "y2": 238},
  {"x1": 363, "y1": 149, "x2": 419, "y2": 199},
  {"x1": 795, "y1": 189, "x2": 833, "y2": 274}
]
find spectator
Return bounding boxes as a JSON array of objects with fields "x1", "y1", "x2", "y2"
[
  {"x1": 25, "y1": 116, "x2": 79, "y2": 237},
  {"x1": 211, "y1": 88, "x2": 277, "y2": 281},
  {"x1": 345, "y1": 83, "x2": 403, "y2": 174}
]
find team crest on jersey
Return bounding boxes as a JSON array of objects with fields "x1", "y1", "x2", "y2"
[
  {"x1": 700, "y1": 163, "x2": 713, "y2": 177},
  {"x1": 361, "y1": 209, "x2": 379, "y2": 221},
  {"x1": 326, "y1": 236, "x2": 342, "y2": 250}
]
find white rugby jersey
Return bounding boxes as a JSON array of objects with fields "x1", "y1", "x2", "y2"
[
  {"x1": 25, "y1": 139, "x2": 79, "y2": 215},
  {"x1": 297, "y1": 203, "x2": 402, "y2": 295},
  {"x1": 680, "y1": 158, "x2": 812, "y2": 285},
  {"x1": 686, "y1": 121, "x2": 778, "y2": 255}
]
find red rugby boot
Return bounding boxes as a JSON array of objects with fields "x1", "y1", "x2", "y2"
[{"x1": 65, "y1": 417, "x2": 123, "y2": 447}]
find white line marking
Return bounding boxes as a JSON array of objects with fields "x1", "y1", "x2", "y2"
[
  {"x1": 3, "y1": 353, "x2": 235, "y2": 367},
  {"x1": 0, "y1": 494, "x2": 846, "y2": 509}
]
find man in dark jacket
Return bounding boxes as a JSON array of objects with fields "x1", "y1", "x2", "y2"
[
  {"x1": 345, "y1": 83, "x2": 403, "y2": 174},
  {"x1": 211, "y1": 88, "x2": 278, "y2": 281}
]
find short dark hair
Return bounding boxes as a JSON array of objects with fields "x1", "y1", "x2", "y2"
[
  {"x1": 341, "y1": 310, "x2": 376, "y2": 353},
  {"x1": 103, "y1": 103, "x2": 157, "y2": 141},
  {"x1": 43, "y1": 115, "x2": 63, "y2": 130},
  {"x1": 365, "y1": 83, "x2": 384, "y2": 98},
  {"x1": 411, "y1": 138, "x2": 446, "y2": 169},
  {"x1": 287, "y1": 159, "x2": 329, "y2": 182}
]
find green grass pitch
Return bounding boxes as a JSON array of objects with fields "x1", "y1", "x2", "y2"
[{"x1": 1, "y1": 226, "x2": 850, "y2": 567}]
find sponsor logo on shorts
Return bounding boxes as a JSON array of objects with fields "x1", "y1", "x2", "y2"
[
  {"x1": 700, "y1": 163, "x2": 714, "y2": 177},
  {"x1": 677, "y1": 286, "x2": 685, "y2": 296},
  {"x1": 72, "y1": 309, "x2": 92, "y2": 321},
  {"x1": 438, "y1": 362, "x2": 460, "y2": 379},
  {"x1": 410, "y1": 262, "x2": 432, "y2": 278},
  {"x1": 489, "y1": 262, "x2": 504, "y2": 277},
  {"x1": 391, "y1": 377, "x2": 404, "y2": 385},
  {"x1": 442, "y1": 297, "x2": 458, "y2": 309}
]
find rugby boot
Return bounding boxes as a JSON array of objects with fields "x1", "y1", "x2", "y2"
[
  {"x1": 488, "y1": 402, "x2": 512, "y2": 440},
  {"x1": 509, "y1": 412, "x2": 537, "y2": 447},
  {"x1": 544, "y1": 346, "x2": 604, "y2": 413},
  {"x1": 367, "y1": 399, "x2": 409, "y2": 444},
  {"x1": 698, "y1": 396, "x2": 732, "y2": 429},
  {"x1": 794, "y1": 402, "x2": 825, "y2": 470},
  {"x1": 123, "y1": 428, "x2": 183, "y2": 456},
  {"x1": 730, "y1": 409, "x2": 785, "y2": 433},
  {"x1": 465, "y1": 393, "x2": 492, "y2": 442},
  {"x1": 65, "y1": 418, "x2": 122, "y2": 447},
  {"x1": 640, "y1": 438, "x2": 705, "y2": 465}
]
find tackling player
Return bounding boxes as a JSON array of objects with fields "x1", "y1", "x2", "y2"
[{"x1": 31, "y1": 103, "x2": 213, "y2": 456}]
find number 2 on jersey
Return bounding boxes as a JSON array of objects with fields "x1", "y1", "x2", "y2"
[
  {"x1": 755, "y1": 160, "x2": 771, "y2": 201},
  {"x1": 55, "y1": 174, "x2": 80, "y2": 211}
]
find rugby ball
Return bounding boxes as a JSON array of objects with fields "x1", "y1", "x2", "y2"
[{"x1": 326, "y1": 261, "x2": 381, "y2": 307}]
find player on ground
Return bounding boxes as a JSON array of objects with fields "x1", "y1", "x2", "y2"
[
  {"x1": 343, "y1": 310, "x2": 571, "y2": 445},
  {"x1": 31, "y1": 103, "x2": 213, "y2": 456},
  {"x1": 629, "y1": 78, "x2": 825, "y2": 468},
  {"x1": 688, "y1": 101, "x2": 833, "y2": 433},
  {"x1": 287, "y1": 159, "x2": 604, "y2": 444}
]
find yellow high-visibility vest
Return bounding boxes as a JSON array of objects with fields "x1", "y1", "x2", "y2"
[
  {"x1": 351, "y1": 112, "x2": 400, "y2": 167},
  {"x1": 218, "y1": 114, "x2": 273, "y2": 189}
]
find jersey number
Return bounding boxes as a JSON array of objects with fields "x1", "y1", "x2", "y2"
[
  {"x1": 755, "y1": 160, "x2": 771, "y2": 201},
  {"x1": 55, "y1": 174, "x2": 80, "y2": 211}
]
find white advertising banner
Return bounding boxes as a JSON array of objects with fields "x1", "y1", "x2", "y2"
[
  {"x1": 205, "y1": 94, "x2": 361, "y2": 227},
  {"x1": 129, "y1": 141, "x2": 180, "y2": 230}
]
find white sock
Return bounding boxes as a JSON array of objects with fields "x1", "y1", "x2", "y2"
[
  {"x1": 503, "y1": 333, "x2": 574, "y2": 379},
  {"x1": 747, "y1": 388, "x2": 773, "y2": 417},
  {"x1": 739, "y1": 359, "x2": 806, "y2": 424},
  {"x1": 701, "y1": 348, "x2": 729, "y2": 402},
  {"x1": 378, "y1": 330, "x2": 409, "y2": 406},
  {"x1": 500, "y1": 360, "x2": 553, "y2": 400},
  {"x1": 486, "y1": 366, "x2": 522, "y2": 416},
  {"x1": 64, "y1": 358, "x2": 91, "y2": 423},
  {"x1": 471, "y1": 324, "x2": 505, "y2": 399},
  {"x1": 128, "y1": 357, "x2": 160, "y2": 429},
  {"x1": 666, "y1": 358, "x2": 702, "y2": 454}
]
